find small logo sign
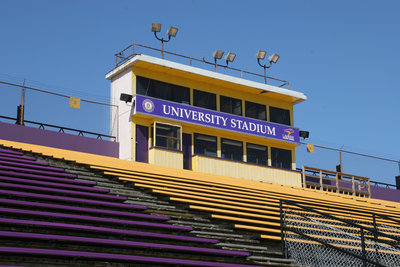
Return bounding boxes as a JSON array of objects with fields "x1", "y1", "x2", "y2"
[
  {"x1": 142, "y1": 99, "x2": 154, "y2": 113},
  {"x1": 282, "y1": 128, "x2": 295, "y2": 141}
]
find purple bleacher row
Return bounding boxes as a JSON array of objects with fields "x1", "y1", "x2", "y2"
[
  {"x1": 0, "y1": 207, "x2": 192, "y2": 231},
  {"x1": 0, "y1": 217, "x2": 217, "y2": 243},
  {"x1": 0, "y1": 170, "x2": 95, "y2": 185},
  {"x1": 0, "y1": 231, "x2": 248, "y2": 256},
  {"x1": 0, "y1": 182, "x2": 125, "y2": 201},
  {"x1": 0, "y1": 155, "x2": 48, "y2": 165},
  {"x1": 0, "y1": 148, "x2": 23, "y2": 155},
  {"x1": 0, "y1": 247, "x2": 261, "y2": 267},
  {"x1": 0, "y1": 176, "x2": 109, "y2": 193},
  {"x1": 0, "y1": 189, "x2": 146, "y2": 210},
  {"x1": 0, "y1": 160, "x2": 63, "y2": 172},
  {"x1": 0, "y1": 165, "x2": 75, "y2": 178},
  {"x1": 0, "y1": 152, "x2": 36, "y2": 161},
  {"x1": 0, "y1": 198, "x2": 169, "y2": 221}
]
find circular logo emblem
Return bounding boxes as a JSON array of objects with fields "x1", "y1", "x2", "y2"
[{"x1": 142, "y1": 99, "x2": 154, "y2": 113}]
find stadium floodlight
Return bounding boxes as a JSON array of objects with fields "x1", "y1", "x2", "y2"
[
  {"x1": 224, "y1": 52, "x2": 236, "y2": 67},
  {"x1": 257, "y1": 50, "x2": 281, "y2": 84},
  {"x1": 268, "y1": 53, "x2": 280, "y2": 64},
  {"x1": 151, "y1": 23, "x2": 161, "y2": 33},
  {"x1": 167, "y1": 26, "x2": 178, "y2": 38},
  {"x1": 256, "y1": 50, "x2": 266, "y2": 60},
  {"x1": 120, "y1": 93, "x2": 133, "y2": 103},
  {"x1": 212, "y1": 50, "x2": 224, "y2": 60},
  {"x1": 151, "y1": 23, "x2": 179, "y2": 59},
  {"x1": 212, "y1": 50, "x2": 225, "y2": 72}
]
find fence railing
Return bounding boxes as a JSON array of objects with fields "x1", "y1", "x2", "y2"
[
  {"x1": 113, "y1": 42, "x2": 290, "y2": 88},
  {"x1": 302, "y1": 166, "x2": 371, "y2": 197},
  {"x1": 0, "y1": 115, "x2": 116, "y2": 141},
  {"x1": 280, "y1": 199, "x2": 400, "y2": 267}
]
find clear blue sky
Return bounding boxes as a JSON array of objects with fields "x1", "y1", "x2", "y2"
[{"x1": 1, "y1": 0, "x2": 399, "y2": 184}]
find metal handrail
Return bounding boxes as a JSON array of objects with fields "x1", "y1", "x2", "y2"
[
  {"x1": 0, "y1": 115, "x2": 116, "y2": 141},
  {"x1": 302, "y1": 166, "x2": 371, "y2": 197},
  {"x1": 113, "y1": 42, "x2": 290, "y2": 88},
  {"x1": 280, "y1": 199, "x2": 400, "y2": 266}
]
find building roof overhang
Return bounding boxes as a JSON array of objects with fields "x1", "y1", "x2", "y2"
[{"x1": 105, "y1": 54, "x2": 307, "y2": 105}]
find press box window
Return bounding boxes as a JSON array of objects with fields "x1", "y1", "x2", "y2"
[
  {"x1": 193, "y1": 89, "x2": 217, "y2": 110},
  {"x1": 220, "y1": 96, "x2": 242, "y2": 116},
  {"x1": 246, "y1": 143, "x2": 268, "y2": 166},
  {"x1": 245, "y1": 101, "x2": 266, "y2": 121},
  {"x1": 136, "y1": 76, "x2": 190, "y2": 104},
  {"x1": 153, "y1": 123, "x2": 181, "y2": 150},
  {"x1": 194, "y1": 133, "x2": 217, "y2": 157},
  {"x1": 271, "y1": 147, "x2": 292, "y2": 170},
  {"x1": 269, "y1": 106, "x2": 291, "y2": 126},
  {"x1": 221, "y1": 138, "x2": 243, "y2": 161}
]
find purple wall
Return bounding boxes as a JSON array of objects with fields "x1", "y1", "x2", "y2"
[
  {"x1": 370, "y1": 186, "x2": 400, "y2": 203},
  {"x1": 0, "y1": 121, "x2": 119, "y2": 158}
]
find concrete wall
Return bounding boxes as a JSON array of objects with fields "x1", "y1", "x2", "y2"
[{"x1": 0, "y1": 121, "x2": 119, "y2": 157}]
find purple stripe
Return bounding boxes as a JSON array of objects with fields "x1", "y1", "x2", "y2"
[
  {"x1": 0, "y1": 156, "x2": 47, "y2": 166},
  {"x1": 0, "y1": 247, "x2": 259, "y2": 266},
  {"x1": 0, "y1": 152, "x2": 36, "y2": 161},
  {"x1": 0, "y1": 231, "x2": 248, "y2": 256},
  {"x1": 0, "y1": 189, "x2": 146, "y2": 210},
  {"x1": 0, "y1": 208, "x2": 191, "y2": 231},
  {"x1": 0, "y1": 199, "x2": 169, "y2": 221},
  {"x1": 0, "y1": 176, "x2": 108, "y2": 193},
  {"x1": 0, "y1": 182, "x2": 124, "y2": 201},
  {"x1": 0, "y1": 165, "x2": 76, "y2": 178},
  {"x1": 0, "y1": 170, "x2": 95, "y2": 186},
  {"x1": 0, "y1": 148, "x2": 23, "y2": 155},
  {"x1": 0, "y1": 160, "x2": 64, "y2": 172},
  {"x1": 0, "y1": 218, "x2": 217, "y2": 243}
]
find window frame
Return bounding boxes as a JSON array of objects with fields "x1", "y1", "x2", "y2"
[
  {"x1": 246, "y1": 143, "x2": 268, "y2": 166},
  {"x1": 152, "y1": 122, "x2": 182, "y2": 151},
  {"x1": 220, "y1": 95, "x2": 242, "y2": 116},
  {"x1": 269, "y1": 106, "x2": 291, "y2": 126},
  {"x1": 245, "y1": 101, "x2": 267, "y2": 121},
  {"x1": 221, "y1": 138, "x2": 243, "y2": 161},
  {"x1": 194, "y1": 133, "x2": 218, "y2": 157},
  {"x1": 136, "y1": 76, "x2": 190, "y2": 104},
  {"x1": 193, "y1": 89, "x2": 217, "y2": 111},
  {"x1": 271, "y1": 147, "x2": 292, "y2": 170}
]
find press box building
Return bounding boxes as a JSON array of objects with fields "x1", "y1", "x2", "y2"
[{"x1": 106, "y1": 54, "x2": 307, "y2": 187}]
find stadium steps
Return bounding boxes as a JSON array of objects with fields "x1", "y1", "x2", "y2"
[
  {"x1": 2, "y1": 141, "x2": 400, "y2": 265},
  {"x1": 0, "y1": 148, "x2": 271, "y2": 266},
  {"x1": 0, "y1": 146, "x2": 298, "y2": 267}
]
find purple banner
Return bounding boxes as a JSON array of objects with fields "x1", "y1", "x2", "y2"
[{"x1": 134, "y1": 95, "x2": 300, "y2": 144}]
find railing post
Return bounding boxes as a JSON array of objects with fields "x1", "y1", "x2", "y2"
[
  {"x1": 319, "y1": 170, "x2": 323, "y2": 191},
  {"x1": 360, "y1": 228, "x2": 367, "y2": 267},
  {"x1": 336, "y1": 172, "x2": 340, "y2": 194},
  {"x1": 280, "y1": 200, "x2": 287, "y2": 259},
  {"x1": 352, "y1": 176, "x2": 356, "y2": 196},
  {"x1": 368, "y1": 178, "x2": 371, "y2": 198},
  {"x1": 302, "y1": 166, "x2": 306, "y2": 188}
]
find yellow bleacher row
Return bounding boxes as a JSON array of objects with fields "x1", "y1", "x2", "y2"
[{"x1": 1, "y1": 139, "x2": 400, "y2": 244}]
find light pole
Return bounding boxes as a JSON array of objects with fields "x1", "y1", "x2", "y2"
[
  {"x1": 151, "y1": 23, "x2": 178, "y2": 59},
  {"x1": 256, "y1": 50, "x2": 280, "y2": 84}
]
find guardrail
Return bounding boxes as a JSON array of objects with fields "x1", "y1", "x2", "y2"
[
  {"x1": 0, "y1": 115, "x2": 116, "y2": 141},
  {"x1": 113, "y1": 42, "x2": 290, "y2": 88},
  {"x1": 301, "y1": 166, "x2": 371, "y2": 197}
]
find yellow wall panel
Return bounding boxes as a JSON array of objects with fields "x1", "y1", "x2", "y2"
[
  {"x1": 149, "y1": 147, "x2": 183, "y2": 169},
  {"x1": 192, "y1": 155, "x2": 301, "y2": 187}
]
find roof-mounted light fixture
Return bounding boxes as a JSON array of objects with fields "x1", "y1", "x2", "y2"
[
  {"x1": 151, "y1": 23, "x2": 179, "y2": 59},
  {"x1": 256, "y1": 50, "x2": 280, "y2": 84},
  {"x1": 224, "y1": 52, "x2": 236, "y2": 67},
  {"x1": 212, "y1": 50, "x2": 224, "y2": 72}
]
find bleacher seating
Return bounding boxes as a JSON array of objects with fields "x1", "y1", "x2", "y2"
[{"x1": 1, "y1": 139, "x2": 400, "y2": 266}]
